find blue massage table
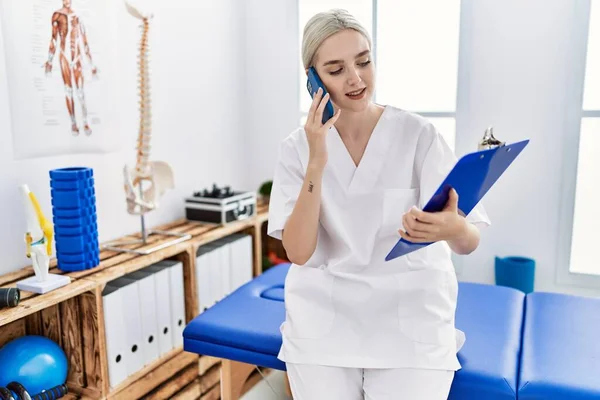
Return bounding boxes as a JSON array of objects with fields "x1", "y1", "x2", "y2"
[
  {"x1": 183, "y1": 263, "x2": 600, "y2": 400},
  {"x1": 518, "y1": 292, "x2": 600, "y2": 399}
]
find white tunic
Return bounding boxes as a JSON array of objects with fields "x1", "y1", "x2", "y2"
[{"x1": 267, "y1": 105, "x2": 490, "y2": 370}]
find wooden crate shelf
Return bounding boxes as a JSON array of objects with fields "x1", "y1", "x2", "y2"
[{"x1": 0, "y1": 202, "x2": 274, "y2": 400}]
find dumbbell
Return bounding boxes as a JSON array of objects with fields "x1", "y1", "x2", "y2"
[{"x1": 0, "y1": 383, "x2": 68, "y2": 400}]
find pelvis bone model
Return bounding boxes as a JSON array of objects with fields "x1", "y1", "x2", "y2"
[{"x1": 123, "y1": 1, "x2": 174, "y2": 215}]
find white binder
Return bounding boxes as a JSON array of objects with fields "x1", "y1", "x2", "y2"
[
  {"x1": 213, "y1": 239, "x2": 232, "y2": 299},
  {"x1": 142, "y1": 264, "x2": 174, "y2": 355},
  {"x1": 203, "y1": 240, "x2": 230, "y2": 303},
  {"x1": 106, "y1": 277, "x2": 145, "y2": 375},
  {"x1": 155, "y1": 259, "x2": 186, "y2": 348},
  {"x1": 199, "y1": 243, "x2": 222, "y2": 306},
  {"x1": 101, "y1": 285, "x2": 129, "y2": 388},
  {"x1": 195, "y1": 245, "x2": 212, "y2": 314},
  {"x1": 125, "y1": 270, "x2": 160, "y2": 365},
  {"x1": 228, "y1": 233, "x2": 254, "y2": 290}
]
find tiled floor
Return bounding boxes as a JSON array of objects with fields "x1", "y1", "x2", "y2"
[{"x1": 240, "y1": 369, "x2": 293, "y2": 400}]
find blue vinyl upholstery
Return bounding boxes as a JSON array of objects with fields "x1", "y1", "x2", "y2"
[{"x1": 518, "y1": 292, "x2": 600, "y2": 400}]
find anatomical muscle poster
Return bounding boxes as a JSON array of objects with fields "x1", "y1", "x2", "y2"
[{"x1": 0, "y1": 0, "x2": 120, "y2": 159}]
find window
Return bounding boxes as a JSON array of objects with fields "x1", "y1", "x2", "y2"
[
  {"x1": 568, "y1": 1, "x2": 600, "y2": 276},
  {"x1": 298, "y1": 0, "x2": 461, "y2": 151}
]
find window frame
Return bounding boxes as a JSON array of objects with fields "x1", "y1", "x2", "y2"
[{"x1": 556, "y1": 0, "x2": 600, "y2": 288}]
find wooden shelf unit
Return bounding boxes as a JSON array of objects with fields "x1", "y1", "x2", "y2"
[{"x1": 0, "y1": 201, "x2": 273, "y2": 400}]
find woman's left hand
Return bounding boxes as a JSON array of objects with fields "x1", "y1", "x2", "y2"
[{"x1": 398, "y1": 188, "x2": 467, "y2": 243}]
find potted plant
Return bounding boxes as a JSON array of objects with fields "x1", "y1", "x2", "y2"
[{"x1": 258, "y1": 180, "x2": 272, "y2": 205}]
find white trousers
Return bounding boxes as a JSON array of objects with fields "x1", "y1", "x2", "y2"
[{"x1": 286, "y1": 363, "x2": 454, "y2": 400}]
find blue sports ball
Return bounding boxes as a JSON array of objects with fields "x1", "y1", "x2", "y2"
[{"x1": 0, "y1": 335, "x2": 68, "y2": 396}]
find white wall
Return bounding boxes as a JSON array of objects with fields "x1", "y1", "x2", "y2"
[
  {"x1": 243, "y1": 0, "x2": 300, "y2": 192},
  {"x1": 0, "y1": 0, "x2": 247, "y2": 275}
]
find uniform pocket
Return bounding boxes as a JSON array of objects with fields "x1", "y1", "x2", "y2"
[
  {"x1": 380, "y1": 188, "x2": 420, "y2": 237},
  {"x1": 283, "y1": 264, "x2": 335, "y2": 340},
  {"x1": 394, "y1": 268, "x2": 457, "y2": 346}
]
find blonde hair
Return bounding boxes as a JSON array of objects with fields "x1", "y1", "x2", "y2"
[{"x1": 302, "y1": 9, "x2": 372, "y2": 69}]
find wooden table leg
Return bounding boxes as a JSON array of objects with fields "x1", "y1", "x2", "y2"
[{"x1": 220, "y1": 359, "x2": 255, "y2": 400}]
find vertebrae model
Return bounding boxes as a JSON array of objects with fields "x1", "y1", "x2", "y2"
[
  {"x1": 123, "y1": 1, "x2": 174, "y2": 215},
  {"x1": 20, "y1": 184, "x2": 53, "y2": 282}
]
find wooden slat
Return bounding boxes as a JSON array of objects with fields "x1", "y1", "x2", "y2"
[
  {"x1": 200, "y1": 383, "x2": 220, "y2": 400},
  {"x1": 0, "y1": 268, "x2": 35, "y2": 286},
  {"x1": 60, "y1": 297, "x2": 86, "y2": 389},
  {"x1": 0, "y1": 319, "x2": 26, "y2": 348},
  {"x1": 0, "y1": 256, "x2": 65, "y2": 287},
  {"x1": 200, "y1": 364, "x2": 221, "y2": 395},
  {"x1": 189, "y1": 216, "x2": 263, "y2": 255},
  {"x1": 83, "y1": 240, "x2": 191, "y2": 285},
  {"x1": 25, "y1": 311, "x2": 44, "y2": 335},
  {"x1": 176, "y1": 248, "x2": 199, "y2": 322},
  {"x1": 199, "y1": 355, "x2": 220, "y2": 375},
  {"x1": 172, "y1": 378, "x2": 202, "y2": 400},
  {"x1": 182, "y1": 224, "x2": 215, "y2": 238},
  {"x1": 66, "y1": 385, "x2": 103, "y2": 399},
  {"x1": 41, "y1": 304, "x2": 62, "y2": 346},
  {"x1": 67, "y1": 221, "x2": 195, "y2": 280},
  {"x1": 108, "y1": 348, "x2": 197, "y2": 400},
  {"x1": 252, "y1": 224, "x2": 263, "y2": 277},
  {"x1": 0, "y1": 278, "x2": 97, "y2": 327},
  {"x1": 97, "y1": 218, "x2": 189, "y2": 260},
  {"x1": 145, "y1": 363, "x2": 199, "y2": 400},
  {"x1": 61, "y1": 394, "x2": 81, "y2": 400},
  {"x1": 80, "y1": 288, "x2": 109, "y2": 395}
]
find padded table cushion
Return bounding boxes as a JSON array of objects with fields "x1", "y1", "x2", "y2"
[
  {"x1": 449, "y1": 282, "x2": 525, "y2": 400},
  {"x1": 518, "y1": 292, "x2": 600, "y2": 400},
  {"x1": 183, "y1": 263, "x2": 290, "y2": 370}
]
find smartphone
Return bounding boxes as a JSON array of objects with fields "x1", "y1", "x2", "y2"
[{"x1": 307, "y1": 67, "x2": 335, "y2": 124}]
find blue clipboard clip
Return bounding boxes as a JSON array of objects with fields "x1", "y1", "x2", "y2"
[{"x1": 385, "y1": 133, "x2": 530, "y2": 262}]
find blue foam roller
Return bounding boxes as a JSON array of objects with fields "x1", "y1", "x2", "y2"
[
  {"x1": 56, "y1": 251, "x2": 98, "y2": 263},
  {"x1": 50, "y1": 177, "x2": 95, "y2": 190},
  {"x1": 495, "y1": 256, "x2": 536, "y2": 294},
  {"x1": 55, "y1": 232, "x2": 98, "y2": 249},
  {"x1": 51, "y1": 186, "x2": 95, "y2": 198},
  {"x1": 49, "y1": 167, "x2": 93, "y2": 181},
  {"x1": 53, "y1": 214, "x2": 97, "y2": 227},
  {"x1": 51, "y1": 194, "x2": 96, "y2": 210},
  {"x1": 54, "y1": 222, "x2": 98, "y2": 236},
  {"x1": 56, "y1": 237, "x2": 98, "y2": 254},
  {"x1": 56, "y1": 243, "x2": 98, "y2": 257},
  {"x1": 52, "y1": 204, "x2": 96, "y2": 218},
  {"x1": 58, "y1": 256, "x2": 99, "y2": 272}
]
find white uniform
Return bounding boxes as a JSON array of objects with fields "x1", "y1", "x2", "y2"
[{"x1": 267, "y1": 105, "x2": 490, "y2": 372}]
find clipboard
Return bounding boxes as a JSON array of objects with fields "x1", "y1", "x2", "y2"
[{"x1": 384, "y1": 139, "x2": 530, "y2": 261}]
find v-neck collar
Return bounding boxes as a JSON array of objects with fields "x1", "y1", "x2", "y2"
[{"x1": 326, "y1": 105, "x2": 394, "y2": 195}]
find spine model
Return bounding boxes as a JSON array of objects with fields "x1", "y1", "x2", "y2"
[
  {"x1": 135, "y1": 16, "x2": 151, "y2": 183},
  {"x1": 123, "y1": 1, "x2": 173, "y2": 215}
]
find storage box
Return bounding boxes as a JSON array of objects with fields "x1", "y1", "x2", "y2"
[{"x1": 185, "y1": 190, "x2": 256, "y2": 225}]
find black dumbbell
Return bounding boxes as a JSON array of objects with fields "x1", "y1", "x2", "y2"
[
  {"x1": 0, "y1": 387, "x2": 15, "y2": 400},
  {"x1": 6, "y1": 382, "x2": 30, "y2": 400}
]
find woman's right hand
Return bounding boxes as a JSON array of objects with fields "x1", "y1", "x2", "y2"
[{"x1": 305, "y1": 87, "x2": 341, "y2": 170}]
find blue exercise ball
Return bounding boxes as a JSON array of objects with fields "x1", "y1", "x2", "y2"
[{"x1": 0, "y1": 335, "x2": 68, "y2": 396}]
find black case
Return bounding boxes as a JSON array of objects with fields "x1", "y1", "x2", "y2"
[{"x1": 184, "y1": 191, "x2": 256, "y2": 225}]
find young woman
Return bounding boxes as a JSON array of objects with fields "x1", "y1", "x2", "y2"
[{"x1": 267, "y1": 9, "x2": 490, "y2": 400}]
